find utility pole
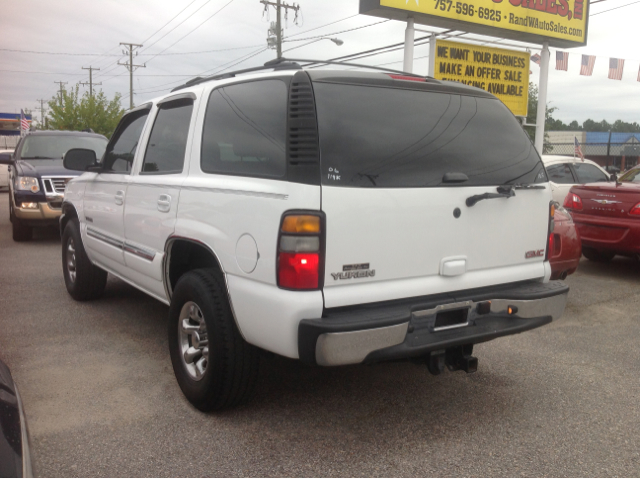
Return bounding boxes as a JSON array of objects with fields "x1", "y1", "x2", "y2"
[
  {"x1": 54, "y1": 81, "x2": 67, "y2": 105},
  {"x1": 118, "y1": 43, "x2": 145, "y2": 110},
  {"x1": 35, "y1": 99, "x2": 46, "y2": 127},
  {"x1": 80, "y1": 66, "x2": 102, "y2": 98},
  {"x1": 260, "y1": 0, "x2": 301, "y2": 58}
]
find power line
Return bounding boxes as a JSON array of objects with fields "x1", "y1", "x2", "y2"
[
  {"x1": 142, "y1": 0, "x2": 238, "y2": 66},
  {"x1": 284, "y1": 14, "x2": 358, "y2": 38},
  {"x1": 283, "y1": 19, "x2": 390, "y2": 43},
  {"x1": 140, "y1": 0, "x2": 201, "y2": 45},
  {"x1": 591, "y1": 0, "x2": 640, "y2": 15}
]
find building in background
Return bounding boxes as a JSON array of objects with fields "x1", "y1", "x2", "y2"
[
  {"x1": 0, "y1": 112, "x2": 32, "y2": 136},
  {"x1": 546, "y1": 131, "x2": 640, "y2": 172}
]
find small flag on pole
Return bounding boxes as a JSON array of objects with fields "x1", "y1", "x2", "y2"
[
  {"x1": 574, "y1": 137, "x2": 585, "y2": 161},
  {"x1": 556, "y1": 51, "x2": 569, "y2": 71},
  {"x1": 580, "y1": 55, "x2": 596, "y2": 76},
  {"x1": 608, "y1": 58, "x2": 624, "y2": 80},
  {"x1": 20, "y1": 109, "x2": 29, "y2": 135},
  {"x1": 530, "y1": 53, "x2": 541, "y2": 65}
]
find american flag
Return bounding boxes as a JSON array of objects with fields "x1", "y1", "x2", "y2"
[
  {"x1": 20, "y1": 109, "x2": 29, "y2": 135},
  {"x1": 556, "y1": 51, "x2": 568, "y2": 71},
  {"x1": 530, "y1": 53, "x2": 541, "y2": 65},
  {"x1": 609, "y1": 58, "x2": 624, "y2": 80},
  {"x1": 580, "y1": 55, "x2": 596, "y2": 76},
  {"x1": 574, "y1": 137, "x2": 585, "y2": 161}
]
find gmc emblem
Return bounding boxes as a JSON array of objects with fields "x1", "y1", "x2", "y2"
[{"x1": 525, "y1": 249, "x2": 545, "y2": 259}]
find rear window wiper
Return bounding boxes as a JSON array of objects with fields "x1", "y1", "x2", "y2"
[{"x1": 466, "y1": 185, "x2": 515, "y2": 207}]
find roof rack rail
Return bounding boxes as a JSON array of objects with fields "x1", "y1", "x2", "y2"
[
  {"x1": 170, "y1": 57, "x2": 433, "y2": 93},
  {"x1": 171, "y1": 60, "x2": 303, "y2": 92}
]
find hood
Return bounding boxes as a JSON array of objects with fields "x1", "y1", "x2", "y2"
[{"x1": 15, "y1": 159, "x2": 83, "y2": 177}]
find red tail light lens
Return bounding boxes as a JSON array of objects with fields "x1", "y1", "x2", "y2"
[
  {"x1": 277, "y1": 213, "x2": 324, "y2": 290},
  {"x1": 278, "y1": 253, "x2": 319, "y2": 289},
  {"x1": 563, "y1": 193, "x2": 583, "y2": 211},
  {"x1": 630, "y1": 202, "x2": 640, "y2": 216}
]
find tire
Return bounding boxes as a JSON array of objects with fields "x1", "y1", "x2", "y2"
[
  {"x1": 61, "y1": 219, "x2": 108, "y2": 301},
  {"x1": 10, "y1": 203, "x2": 31, "y2": 242},
  {"x1": 582, "y1": 246, "x2": 615, "y2": 262},
  {"x1": 168, "y1": 269, "x2": 260, "y2": 411}
]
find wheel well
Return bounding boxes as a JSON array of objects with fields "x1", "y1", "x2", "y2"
[
  {"x1": 166, "y1": 240, "x2": 223, "y2": 295},
  {"x1": 60, "y1": 203, "x2": 78, "y2": 235}
]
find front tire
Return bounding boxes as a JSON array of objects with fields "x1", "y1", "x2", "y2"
[
  {"x1": 582, "y1": 247, "x2": 615, "y2": 262},
  {"x1": 168, "y1": 269, "x2": 259, "y2": 411},
  {"x1": 61, "y1": 219, "x2": 107, "y2": 301}
]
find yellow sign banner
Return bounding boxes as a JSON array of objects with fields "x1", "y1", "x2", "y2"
[
  {"x1": 434, "y1": 39, "x2": 530, "y2": 116},
  {"x1": 361, "y1": 0, "x2": 589, "y2": 47}
]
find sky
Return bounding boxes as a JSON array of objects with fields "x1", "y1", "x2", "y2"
[{"x1": 1, "y1": 0, "x2": 639, "y2": 126}]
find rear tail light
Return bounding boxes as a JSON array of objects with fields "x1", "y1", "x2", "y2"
[
  {"x1": 563, "y1": 193, "x2": 583, "y2": 211},
  {"x1": 545, "y1": 202, "x2": 555, "y2": 261},
  {"x1": 629, "y1": 202, "x2": 640, "y2": 216},
  {"x1": 277, "y1": 212, "x2": 324, "y2": 290}
]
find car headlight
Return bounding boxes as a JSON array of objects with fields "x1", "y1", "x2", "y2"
[{"x1": 15, "y1": 176, "x2": 40, "y2": 193}]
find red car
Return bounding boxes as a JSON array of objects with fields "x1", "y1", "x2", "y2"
[
  {"x1": 564, "y1": 166, "x2": 640, "y2": 261},
  {"x1": 549, "y1": 205, "x2": 582, "y2": 280}
]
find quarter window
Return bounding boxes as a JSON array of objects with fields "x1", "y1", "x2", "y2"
[
  {"x1": 141, "y1": 99, "x2": 194, "y2": 174},
  {"x1": 201, "y1": 80, "x2": 287, "y2": 178},
  {"x1": 102, "y1": 110, "x2": 149, "y2": 173},
  {"x1": 546, "y1": 164, "x2": 575, "y2": 184}
]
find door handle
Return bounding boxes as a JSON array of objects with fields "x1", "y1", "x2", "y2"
[
  {"x1": 115, "y1": 190, "x2": 125, "y2": 205},
  {"x1": 157, "y1": 194, "x2": 171, "y2": 213}
]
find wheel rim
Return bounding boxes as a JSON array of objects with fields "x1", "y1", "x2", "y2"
[
  {"x1": 178, "y1": 302, "x2": 209, "y2": 381},
  {"x1": 66, "y1": 238, "x2": 77, "y2": 283}
]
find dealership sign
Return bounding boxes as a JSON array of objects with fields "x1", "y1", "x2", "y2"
[
  {"x1": 433, "y1": 39, "x2": 530, "y2": 116},
  {"x1": 360, "y1": 0, "x2": 589, "y2": 47}
]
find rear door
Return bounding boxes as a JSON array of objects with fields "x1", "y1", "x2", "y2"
[{"x1": 312, "y1": 80, "x2": 550, "y2": 308}]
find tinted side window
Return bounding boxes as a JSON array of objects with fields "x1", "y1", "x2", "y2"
[
  {"x1": 103, "y1": 110, "x2": 149, "y2": 173},
  {"x1": 573, "y1": 163, "x2": 609, "y2": 183},
  {"x1": 546, "y1": 164, "x2": 575, "y2": 184},
  {"x1": 201, "y1": 80, "x2": 287, "y2": 178},
  {"x1": 141, "y1": 100, "x2": 194, "y2": 174}
]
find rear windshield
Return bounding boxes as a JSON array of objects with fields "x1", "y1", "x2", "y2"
[
  {"x1": 20, "y1": 135, "x2": 107, "y2": 160},
  {"x1": 314, "y1": 83, "x2": 546, "y2": 188}
]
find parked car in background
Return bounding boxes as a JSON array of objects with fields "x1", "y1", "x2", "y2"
[
  {"x1": 549, "y1": 203, "x2": 581, "y2": 280},
  {"x1": 0, "y1": 131, "x2": 108, "y2": 241},
  {"x1": 0, "y1": 357, "x2": 32, "y2": 478},
  {"x1": 564, "y1": 165, "x2": 640, "y2": 261},
  {"x1": 542, "y1": 155, "x2": 612, "y2": 204},
  {"x1": 0, "y1": 149, "x2": 12, "y2": 190}
]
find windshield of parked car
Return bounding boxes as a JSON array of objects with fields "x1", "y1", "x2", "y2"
[
  {"x1": 19, "y1": 135, "x2": 107, "y2": 160},
  {"x1": 314, "y1": 83, "x2": 547, "y2": 188},
  {"x1": 619, "y1": 168, "x2": 640, "y2": 183}
]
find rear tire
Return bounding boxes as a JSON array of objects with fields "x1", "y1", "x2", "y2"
[
  {"x1": 61, "y1": 219, "x2": 107, "y2": 301},
  {"x1": 582, "y1": 247, "x2": 615, "y2": 262},
  {"x1": 168, "y1": 268, "x2": 259, "y2": 411},
  {"x1": 10, "y1": 204, "x2": 31, "y2": 242}
]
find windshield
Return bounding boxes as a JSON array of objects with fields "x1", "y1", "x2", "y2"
[
  {"x1": 619, "y1": 168, "x2": 640, "y2": 183},
  {"x1": 20, "y1": 135, "x2": 107, "y2": 160},
  {"x1": 314, "y1": 83, "x2": 546, "y2": 188}
]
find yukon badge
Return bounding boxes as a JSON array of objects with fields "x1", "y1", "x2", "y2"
[
  {"x1": 331, "y1": 263, "x2": 375, "y2": 280},
  {"x1": 525, "y1": 249, "x2": 545, "y2": 259}
]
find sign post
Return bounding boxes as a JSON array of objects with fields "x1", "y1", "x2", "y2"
[{"x1": 535, "y1": 42, "x2": 550, "y2": 153}]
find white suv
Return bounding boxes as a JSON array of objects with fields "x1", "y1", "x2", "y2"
[{"x1": 60, "y1": 60, "x2": 569, "y2": 411}]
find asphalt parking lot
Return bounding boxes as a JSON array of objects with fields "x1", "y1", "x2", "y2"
[{"x1": 1, "y1": 190, "x2": 640, "y2": 477}]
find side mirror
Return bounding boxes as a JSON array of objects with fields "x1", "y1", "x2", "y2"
[
  {"x1": 610, "y1": 173, "x2": 618, "y2": 182},
  {"x1": 0, "y1": 152, "x2": 13, "y2": 165},
  {"x1": 63, "y1": 148, "x2": 99, "y2": 172}
]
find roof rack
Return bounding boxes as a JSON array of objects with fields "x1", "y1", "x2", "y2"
[{"x1": 170, "y1": 57, "x2": 432, "y2": 93}]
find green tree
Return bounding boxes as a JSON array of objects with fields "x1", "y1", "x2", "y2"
[
  {"x1": 47, "y1": 85, "x2": 124, "y2": 137},
  {"x1": 525, "y1": 83, "x2": 556, "y2": 153}
]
